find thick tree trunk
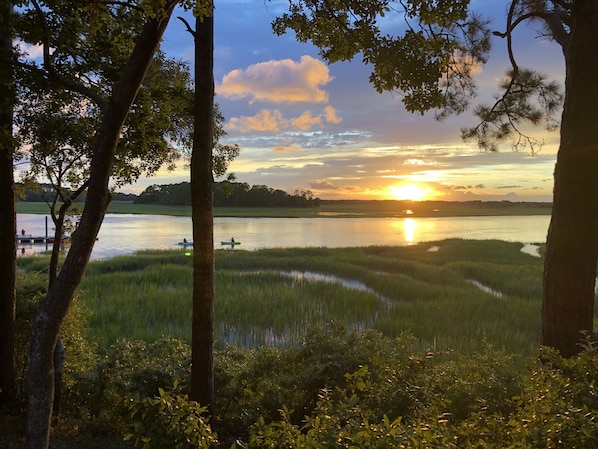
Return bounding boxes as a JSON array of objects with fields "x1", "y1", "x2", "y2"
[
  {"x1": 24, "y1": 6, "x2": 176, "y2": 448},
  {"x1": 0, "y1": 1, "x2": 17, "y2": 409},
  {"x1": 190, "y1": 7, "x2": 215, "y2": 412},
  {"x1": 542, "y1": 1, "x2": 598, "y2": 357}
]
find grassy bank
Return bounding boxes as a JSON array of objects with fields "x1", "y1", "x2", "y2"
[
  {"x1": 72, "y1": 239, "x2": 550, "y2": 356},
  {"x1": 16, "y1": 199, "x2": 553, "y2": 218}
]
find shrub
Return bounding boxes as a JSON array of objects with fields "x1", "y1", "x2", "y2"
[
  {"x1": 214, "y1": 323, "x2": 424, "y2": 442},
  {"x1": 240, "y1": 341, "x2": 598, "y2": 448},
  {"x1": 125, "y1": 382, "x2": 217, "y2": 449},
  {"x1": 67, "y1": 337, "x2": 191, "y2": 436},
  {"x1": 507, "y1": 344, "x2": 598, "y2": 448}
]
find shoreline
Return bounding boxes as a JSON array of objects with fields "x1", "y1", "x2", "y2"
[{"x1": 16, "y1": 200, "x2": 553, "y2": 219}]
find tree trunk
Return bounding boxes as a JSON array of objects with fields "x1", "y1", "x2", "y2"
[
  {"x1": 0, "y1": 1, "x2": 17, "y2": 409},
  {"x1": 48, "y1": 209, "x2": 67, "y2": 288},
  {"x1": 49, "y1": 206, "x2": 68, "y2": 418},
  {"x1": 52, "y1": 338, "x2": 65, "y2": 418},
  {"x1": 190, "y1": 6, "x2": 215, "y2": 413},
  {"x1": 25, "y1": 6, "x2": 176, "y2": 448},
  {"x1": 542, "y1": 1, "x2": 598, "y2": 357}
]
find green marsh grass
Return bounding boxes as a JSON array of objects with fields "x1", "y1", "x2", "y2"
[
  {"x1": 63, "y1": 239, "x2": 557, "y2": 356},
  {"x1": 82, "y1": 261, "x2": 193, "y2": 344}
]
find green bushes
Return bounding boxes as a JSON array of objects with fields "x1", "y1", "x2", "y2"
[
  {"x1": 15, "y1": 270, "x2": 93, "y2": 409},
  {"x1": 11, "y1": 294, "x2": 598, "y2": 448},
  {"x1": 125, "y1": 383, "x2": 217, "y2": 449},
  {"x1": 64, "y1": 337, "x2": 191, "y2": 437},
  {"x1": 240, "y1": 336, "x2": 598, "y2": 449},
  {"x1": 507, "y1": 343, "x2": 598, "y2": 447}
]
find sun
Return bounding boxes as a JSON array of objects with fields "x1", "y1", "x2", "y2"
[{"x1": 388, "y1": 184, "x2": 429, "y2": 201}]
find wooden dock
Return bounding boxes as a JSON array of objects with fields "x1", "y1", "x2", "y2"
[{"x1": 17, "y1": 236, "x2": 70, "y2": 245}]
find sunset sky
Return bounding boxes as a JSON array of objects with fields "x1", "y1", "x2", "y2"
[{"x1": 144, "y1": 1, "x2": 565, "y2": 201}]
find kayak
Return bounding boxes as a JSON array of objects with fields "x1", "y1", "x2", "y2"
[
  {"x1": 220, "y1": 241, "x2": 241, "y2": 246},
  {"x1": 177, "y1": 241, "x2": 193, "y2": 246}
]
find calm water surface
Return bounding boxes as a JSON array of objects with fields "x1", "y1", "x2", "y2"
[{"x1": 16, "y1": 213, "x2": 550, "y2": 260}]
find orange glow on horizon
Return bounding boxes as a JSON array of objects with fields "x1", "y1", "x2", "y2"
[{"x1": 387, "y1": 183, "x2": 433, "y2": 201}]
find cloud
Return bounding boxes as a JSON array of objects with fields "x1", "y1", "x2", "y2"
[
  {"x1": 227, "y1": 109, "x2": 287, "y2": 133},
  {"x1": 310, "y1": 179, "x2": 339, "y2": 190},
  {"x1": 273, "y1": 145, "x2": 303, "y2": 153},
  {"x1": 324, "y1": 106, "x2": 342, "y2": 124},
  {"x1": 226, "y1": 107, "x2": 343, "y2": 133},
  {"x1": 308, "y1": 179, "x2": 362, "y2": 198},
  {"x1": 15, "y1": 40, "x2": 43, "y2": 59},
  {"x1": 290, "y1": 112, "x2": 322, "y2": 130},
  {"x1": 217, "y1": 55, "x2": 333, "y2": 104}
]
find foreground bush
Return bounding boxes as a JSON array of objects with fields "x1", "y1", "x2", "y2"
[
  {"x1": 10, "y1": 283, "x2": 598, "y2": 448},
  {"x1": 507, "y1": 343, "x2": 598, "y2": 447},
  {"x1": 66, "y1": 337, "x2": 191, "y2": 437},
  {"x1": 212, "y1": 323, "x2": 525, "y2": 446},
  {"x1": 125, "y1": 383, "x2": 217, "y2": 449},
  {"x1": 241, "y1": 336, "x2": 598, "y2": 448}
]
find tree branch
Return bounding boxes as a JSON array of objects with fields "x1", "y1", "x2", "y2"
[
  {"x1": 177, "y1": 16, "x2": 196, "y2": 38},
  {"x1": 493, "y1": 1, "x2": 571, "y2": 48}
]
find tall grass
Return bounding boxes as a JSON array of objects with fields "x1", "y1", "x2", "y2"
[{"x1": 65, "y1": 239, "x2": 559, "y2": 356}]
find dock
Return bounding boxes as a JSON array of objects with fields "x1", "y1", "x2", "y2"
[{"x1": 17, "y1": 236, "x2": 70, "y2": 245}]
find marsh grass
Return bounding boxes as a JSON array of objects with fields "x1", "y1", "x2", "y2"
[
  {"x1": 64, "y1": 239, "x2": 562, "y2": 356},
  {"x1": 83, "y1": 262, "x2": 193, "y2": 343},
  {"x1": 215, "y1": 270, "x2": 386, "y2": 347}
]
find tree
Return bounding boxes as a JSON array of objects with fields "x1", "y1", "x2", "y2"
[
  {"x1": 15, "y1": 46, "x2": 196, "y2": 418},
  {"x1": 189, "y1": 1, "x2": 217, "y2": 414},
  {"x1": 0, "y1": 1, "x2": 17, "y2": 409},
  {"x1": 14, "y1": 2, "x2": 180, "y2": 447},
  {"x1": 274, "y1": 0, "x2": 594, "y2": 357},
  {"x1": 16, "y1": 51, "x2": 196, "y2": 278}
]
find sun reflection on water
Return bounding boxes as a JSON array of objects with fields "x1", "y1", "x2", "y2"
[{"x1": 404, "y1": 218, "x2": 415, "y2": 243}]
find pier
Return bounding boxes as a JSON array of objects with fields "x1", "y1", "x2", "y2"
[{"x1": 17, "y1": 235, "x2": 70, "y2": 245}]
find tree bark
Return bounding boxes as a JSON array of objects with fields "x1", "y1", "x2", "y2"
[
  {"x1": 0, "y1": 1, "x2": 17, "y2": 409},
  {"x1": 190, "y1": 6, "x2": 215, "y2": 413},
  {"x1": 25, "y1": 5, "x2": 177, "y2": 448},
  {"x1": 542, "y1": 1, "x2": 598, "y2": 357}
]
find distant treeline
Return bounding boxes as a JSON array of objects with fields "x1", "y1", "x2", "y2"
[
  {"x1": 16, "y1": 183, "x2": 136, "y2": 203},
  {"x1": 16, "y1": 181, "x2": 320, "y2": 208},
  {"x1": 135, "y1": 181, "x2": 321, "y2": 208}
]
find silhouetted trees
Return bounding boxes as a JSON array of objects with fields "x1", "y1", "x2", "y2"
[{"x1": 135, "y1": 181, "x2": 320, "y2": 208}]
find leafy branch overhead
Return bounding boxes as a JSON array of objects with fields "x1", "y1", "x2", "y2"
[{"x1": 272, "y1": 0, "x2": 565, "y2": 153}]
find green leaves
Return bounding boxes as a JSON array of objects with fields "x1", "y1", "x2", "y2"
[
  {"x1": 273, "y1": 0, "x2": 490, "y2": 115},
  {"x1": 125, "y1": 383, "x2": 218, "y2": 449}
]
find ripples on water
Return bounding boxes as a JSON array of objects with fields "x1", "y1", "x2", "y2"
[{"x1": 16, "y1": 214, "x2": 550, "y2": 260}]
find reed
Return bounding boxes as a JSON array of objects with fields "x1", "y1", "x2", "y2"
[{"x1": 64, "y1": 239, "x2": 558, "y2": 356}]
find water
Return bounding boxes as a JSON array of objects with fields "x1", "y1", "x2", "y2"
[{"x1": 16, "y1": 213, "x2": 551, "y2": 260}]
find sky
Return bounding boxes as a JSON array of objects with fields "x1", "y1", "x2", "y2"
[{"x1": 137, "y1": 1, "x2": 565, "y2": 202}]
